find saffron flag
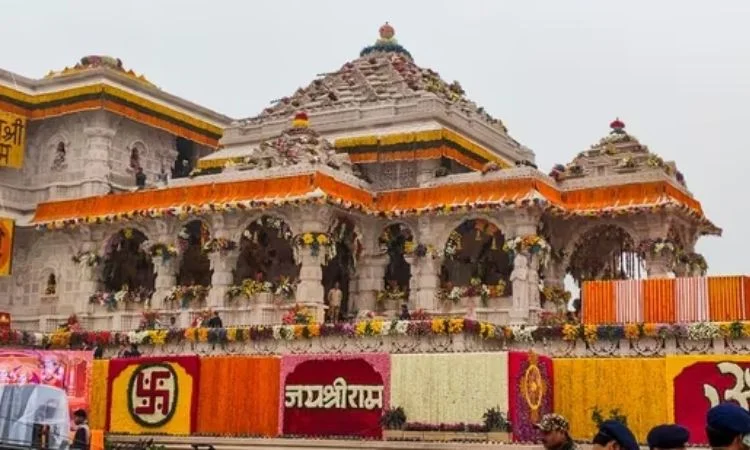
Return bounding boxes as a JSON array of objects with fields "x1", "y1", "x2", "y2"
[
  {"x1": 0, "y1": 111, "x2": 26, "y2": 168},
  {"x1": 106, "y1": 356, "x2": 200, "y2": 435},
  {"x1": 0, "y1": 218, "x2": 14, "y2": 276}
]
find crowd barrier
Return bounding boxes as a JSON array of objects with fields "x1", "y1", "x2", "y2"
[{"x1": 582, "y1": 276, "x2": 750, "y2": 324}]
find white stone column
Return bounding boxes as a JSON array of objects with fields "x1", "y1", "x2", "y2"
[
  {"x1": 82, "y1": 123, "x2": 116, "y2": 197},
  {"x1": 354, "y1": 254, "x2": 388, "y2": 313},
  {"x1": 528, "y1": 254, "x2": 541, "y2": 310},
  {"x1": 208, "y1": 249, "x2": 240, "y2": 308},
  {"x1": 152, "y1": 256, "x2": 177, "y2": 309},
  {"x1": 643, "y1": 252, "x2": 674, "y2": 279},
  {"x1": 414, "y1": 256, "x2": 441, "y2": 311},
  {"x1": 296, "y1": 249, "x2": 326, "y2": 322}
]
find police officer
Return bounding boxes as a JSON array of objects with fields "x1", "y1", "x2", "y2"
[
  {"x1": 535, "y1": 413, "x2": 578, "y2": 450},
  {"x1": 592, "y1": 420, "x2": 639, "y2": 450},
  {"x1": 647, "y1": 424, "x2": 690, "y2": 450},
  {"x1": 706, "y1": 403, "x2": 750, "y2": 450}
]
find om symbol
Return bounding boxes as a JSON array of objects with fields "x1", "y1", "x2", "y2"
[
  {"x1": 127, "y1": 364, "x2": 179, "y2": 427},
  {"x1": 703, "y1": 362, "x2": 750, "y2": 410}
]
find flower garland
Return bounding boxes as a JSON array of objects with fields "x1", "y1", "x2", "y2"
[
  {"x1": 503, "y1": 235, "x2": 550, "y2": 262},
  {"x1": 250, "y1": 216, "x2": 293, "y2": 240},
  {"x1": 637, "y1": 238, "x2": 676, "y2": 257},
  {"x1": 379, "y1": 224, "x2": 415, "y2": 254},
  {"x1": 293, "y1": 232, "x2": 336, "y2": 263},
  {"x1": 165, "y1": 285, "x2": 210, "y2": 309},
  {"x1": 72, "y1": 250, "x2": 101, "y2": 267},
  {"x1": 330, "y1": 217, "x2": 364, "y2": 270},
  {"x1": 89, "y1": 286, "x2": 152, "y2": 310},
  {"x1": 282, "y1": 304, "x2": 315, "y2": 325},
  {"x1": 676, "y1": 251, "x2": 708, "y2": 275},
  {"x1": 143, "y1": 241, "x2": 178, "y2": 260},
  {"x1": 438, "y1": 279, "x2": 506, "y2": 306},
  {"x1": 540, "y1": 286, "x2": 572, "y2": 306},
  {"x1": 202, "y1": 238, "x2": 237, "y2": 254},
  {"x1": 376, "y1": 286, "x2": 407, "y2": 310}
]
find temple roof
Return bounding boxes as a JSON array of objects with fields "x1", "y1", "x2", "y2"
[
  {"x1": 44, "y1": 55, "x2": 156, "y2": 87},
  {"x1": 236, "y1": 23, "x2": 508, "y2": 135}
]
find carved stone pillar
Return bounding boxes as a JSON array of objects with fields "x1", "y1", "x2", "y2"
[
  {"x1": 643, "y1": 252, "x2": 673, "y2": 279},
  {"x1": 82, "y1": 121, "x2": 116, "y2": 197},
  {"x1": 208, "y1": 249, "x2": 240, "y2": 308},
  {"x1": 509, "y1": 252, "x2": 531, "y2": 324},
  {"x1": 528, "y1": 254, "x2": 541, "y2": 310},
  {"x1": 76, "y1": 236, "x2": 101, "y2": 313},
  {"x1": 355, "y1": 254, "x2": 388, "y2": 313},
  {"x1": 152, "y1": 256, "x2": 177, "y2": 309},
  {"x1": 414, "y1": 256, "x2": 441, "y2": 311},
  {"x1": 296, "y1": 249, "x2": 326, "y2": 322}
]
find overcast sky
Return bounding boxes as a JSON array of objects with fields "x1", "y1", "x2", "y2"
[{"x1": 3, "y1": 1, "x2": 748, "y2": 276}]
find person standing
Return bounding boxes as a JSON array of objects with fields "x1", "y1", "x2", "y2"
[
  {"x1": 327, "y1": 282, "x2": 342, "y2": 323},
  {"x1": 535, "y1": 413, "x2": 578, "y2": 450},
  {"x1": 592, "y1": 420, "x2": 639, "y2": 450},
  {"x1": 207, "y1": 311, "x2": 223, "y2": 328},
  {"x1": 70, "y1": 409, "x2": 90, "y2": 450},
  {"x1": 706, "y1": 403, "x2": 750, "y2": 450},
  {"x1": 647, "y1": 424, "x2": 689, "y2": 450}
]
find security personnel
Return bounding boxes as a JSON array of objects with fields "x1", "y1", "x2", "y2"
[
  {"x1": 706, "y1": 403, "x2": 750, "y2": 450},
  {"x1": 647, "y1": 424, "x2": 690, "y2": 450},
  {"x1": 592, "y1": 420, "x2": 639, "y2": 450},
  {"x1": 535, "y1": 413, "x2": 578, "y2": 450}
]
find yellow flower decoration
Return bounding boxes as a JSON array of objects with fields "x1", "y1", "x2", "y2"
[
  {"x1": 624, "y1": 323, "x2": 640, "y2": 340},
  {"x1": 404, "y1": 241, "x2": 416, "y2": 253},
  {"x1": 293, "y1": 325, "x2": 304, "y2": 338},
  {"x1": 355, "y1": 321, "x2": 367, "y2": 336},
  {"x1": 184, "y1": 328, "x2": 196, "y2": 342},
  {"x1": 562, "y1": 324, "x2": 579, "y2": 342},
  {"x1": 719, "y1": 322, "x2": 732, "y2": 338},
  {"x1": 643, "y1": 323, "x2": 658, "y2": 337},
  {"x1": 583, "y1": 325, "x2": 598, "y2": 343},
  {"x1": 370, "y1": 320, "x2": 383, "y2": 335},
  {"x1": 302, "y1": 233, "x2": 314, "y2": 245},
  {"x1": 198, "y1": 328, "x2": 209, "y2": 343},
  {"x1": 742, "y1": 323, "x2": 750, "y2": 338},
  {"x1": 316, "y1": 234, "x2": 329, "y2": 245},
  {"x1": 226, "y1": 327, "x2": 237, "y2": 342},
  {"x1": 431, "y1": 319, "x2": 447, "y2": 334},
  {"x1": 148, "y1": 330, "x2": 167, "y2": 345},
  {"x1": 448, "y1": 318, "x2": 464, "y2": 334},
  {"x1": 307, "y1": 323, "x2": 321, "y2": 337}
]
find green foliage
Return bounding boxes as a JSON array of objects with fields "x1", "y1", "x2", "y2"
[
  {"x1": 381, "y1": 406, "x2": 407, "y2": 430},
  {"x1": 483, "y1": 406, "x2": 512, "y2": 432}
]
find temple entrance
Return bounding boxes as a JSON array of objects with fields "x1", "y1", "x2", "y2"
[
  {"x1": 177, "y1": 220, "x2": 212, "y2": 286},
  {"x1": 567, "y1": 224, "x2": 643, "y2": 285},
  {"x1": 102, "y1": 228, "x2": 155, "y2": 301},
  {"x1": 234, "y1": 216, "x2": 299, "y2": 285},
  {"x1": 378, "y1": 223, "x2": 413, "y2": 304},
  {"x1": 440, "y1": 219, "x2": 512, "y2": 299},
  {"x1": 322, "y1": 217, "x2": 363, "y2": 319}
]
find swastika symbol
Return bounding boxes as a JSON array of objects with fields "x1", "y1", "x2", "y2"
[{"x1": 127, "y1": 363, "x2": 178, "y2": 427}]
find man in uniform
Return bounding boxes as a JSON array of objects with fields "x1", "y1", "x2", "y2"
[
  {"x1": 706, "y1": 403, "x2": 750, "y2": 450},
  {"x1": 592, "y1": 420, "x2": 639, "y2": 450},
  {"x1": 647, "y1": 424, "x2": 690, "y2": 450},
  {"x1": 535, "y1": 413, "x2": 578, "y2": 450}
]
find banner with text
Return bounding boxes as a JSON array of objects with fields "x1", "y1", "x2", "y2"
[
  {"x1": 280, "y1": 353, "x2": 390, "y2": 438},
  {"x1": 0, "y1": 218, "x2": 14, "y2": 276},
  {"x1": 0, "y1": 349, "x2": 92, "y2": 416},
  {"x1": 0, "y1": 111, "x2": 26, "y2": 168},
  {"x1": 509, "y1": 351, "x2": 554, "y2": 442},
  {"x1": 106, "y1": 356, "x2": 200, "y2": 435},
  {"x1": 667, "y1": 355, "x2": 750, "y2": 444}
]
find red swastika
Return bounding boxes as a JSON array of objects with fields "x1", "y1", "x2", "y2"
[{"x1": 134, "y1": 370, "x2": 171, "y2": 416}]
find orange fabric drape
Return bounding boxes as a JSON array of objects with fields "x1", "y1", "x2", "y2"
[
  {"x1": 90, "y1": 430, "x2": 104, "y2": 450},
  {"x1": 196, "y1": 356, "x2": 280, "y2": 436},
  {"x1": 582, "y1": 281, "x2": 616, "y2": 324},
  {"x1": 88, "y1": 360, "x2": 109, "y2": 430},
  {"x1": 744, "y1": 277, "x2": 750, "y2": 320},
  {"x1": 708, "y1": 276, "x2": 745, "y2": 321},
  {"x1": 643, "y1": 279, "x2": 676, "y2": 323}
]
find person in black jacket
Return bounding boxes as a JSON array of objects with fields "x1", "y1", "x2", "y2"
[
  {"x1": 207, "y1": 311, "x2": 223, "y2": 328},
  {"x1": 70, "y1": 409, "x2": 90, "y2": 450}
]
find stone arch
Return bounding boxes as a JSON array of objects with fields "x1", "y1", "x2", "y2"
[
  {"x1": 565, "y1": 223, "x2": 643, "y2": 284},
  {"x1": 323, "y1": 215, "x2": 365, "y2": 318},
  {"x1": 127, "y1": 140, "x2": 147, "y2": 171},
  {"x1": 378, "y1": 222, "x2": 415, "y2": 293},
  {"x1": 232, "y1": 211, "x2": 299, "y2": 243},
  {"x1": 562, "y1": 219, "x2": 640, "y2": 270},
  {"x1": 176, "y1": 220, "x2": 212, "y2": 286},
  {"x1": 101, "y1": 228, "x2": 155, "y2": 297},
  {"x1": 440, "y1": 217, "x2": 512, "y2": 288},
  {"x1": 435, "y1": 214, "x2": 508, "y2": 257},
  {"x1": 234, "y1": 215, "x2": 299, "y2": 284},
  {"x1": 39, "y1": 267, "x2": 58, "y2": 296}
]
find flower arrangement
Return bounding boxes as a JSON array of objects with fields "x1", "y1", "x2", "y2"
[
  {"x1": 72, "y1": 251, "x2": 101, "y2": 267},
  {"x1": 250, "y1": 216, "x2": 293, "y2": 240},
  {"x1": 483, "y1": 407, "x2": 512, "y2": 432},
  {"x1": 379, "y1": 224, "x2": 415, "y2": 254},
  {"x1": 89, "y1": 291, "x2": 117, "y2": 311},
  {"x1": 503, "y1": 234, "x2": 550, "y2": 257},
  {"x1": 282, "y1": 304, "x2": 315, "y2": 325},
  {"x1": 143, "y1": 242, "x2": 178, "y2": 260},
  {"x1": 274, "y1": 276, "x2": 297, "y2": 301},
  {"x1": 677, "y1": 251, "x2": 708, "y2": 275},
  {"x1": 376, "y1": 285, "x2": 406, "y2": 310},
  {"x1": 139, "y1": 310, "x2": 161, "y2": 330},
  {"x1": 541, "y1": 285, "x2": 572, "y2": 306},
  {"x1": 202, "y1": 238, "x2": 237, "y2": 254},
  {"x1": 164, "y1": 285, "x2": 210, "y2": 309},
  {"x1": 638, "y1": 238, "x2": 676, "y2": 257},
  {"x1": 438, "y1": 279, "x2": 506, "y2": 307},
  {"x1": 293, "y1": 232, "x2": 336, "y2": 262},
  {"x1": 329, "y1": 216, "x2": 364, "y2": 269},
  {"x1": 381, "y1": 407, "x2": 407, "y2": 430},
  {"x1": 89, "y1": 286, "x2": 152, "y2": 310}
]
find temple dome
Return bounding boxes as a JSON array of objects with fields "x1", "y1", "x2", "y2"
[
  {"x1": 549, "y1": 119, "x2": 687, "y2": 188},
  {"x1": 240, "y1": 23, "x2": 507, "y2": 134}
]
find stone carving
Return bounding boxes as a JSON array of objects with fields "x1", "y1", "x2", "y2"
[{"x1": 51, "y1": 142, "x2": 67, "y2": 171}]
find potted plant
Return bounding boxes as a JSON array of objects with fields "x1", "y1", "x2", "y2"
[
  {"x1": 484, "y1": 406, "x2": 512, "y2": 441},
  {"x1": 381, "y1": 406, "x2": 407, "y2": 440}
]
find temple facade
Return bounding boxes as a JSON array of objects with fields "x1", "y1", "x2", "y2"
[{"x1": 0, "y1": 25, "x2": 719, "y2": 332}]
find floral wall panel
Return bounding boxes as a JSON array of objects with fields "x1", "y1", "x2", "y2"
[
  {"x1": 508, "y1": 352, "x2": 554, "y2": 442},
  {"x1": 666, "y1": 355, "x2": 750, "y2": 444},
  {"x1": 106, "y1": 356, "x2": 200, "y2": 435},
  {"x1": 553, "y1": 358, "x2": 667, "y2": 442},
  {"x1": 280, "y1": 353, "x2": 390, "y2": 438},
  {"x1": 196, "y1": 356, "x2": 280, "y2": 436},
  {"x1": 90, "y1": 359, "x2": 109, "y2": 430},
  {"x1": 390, "y1": 353, "x2": 509, "y2": 424}
]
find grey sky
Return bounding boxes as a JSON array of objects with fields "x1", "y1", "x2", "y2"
[{"x1": 3, "y1": 0, "x2": 748, "y2": 275}]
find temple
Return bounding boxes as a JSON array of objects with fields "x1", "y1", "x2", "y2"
[{"x1": 0, "y1": 24, "x2": 721, "y2": 331}]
